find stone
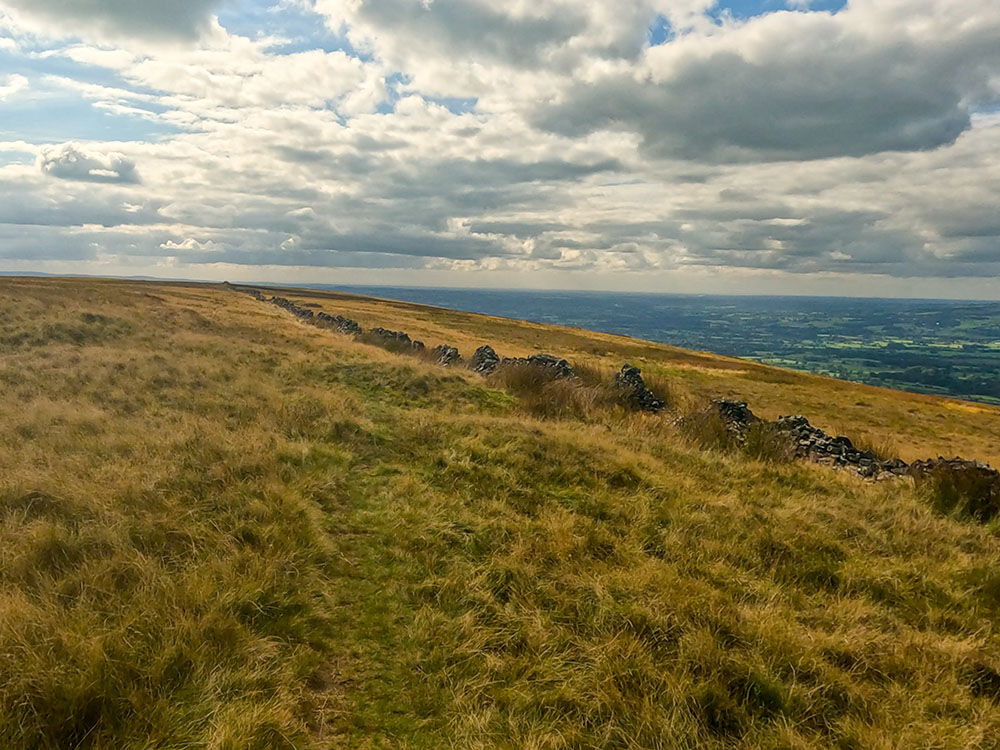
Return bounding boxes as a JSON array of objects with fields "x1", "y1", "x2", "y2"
[
  {"x1": 431, "y1": 344, "x2": 462, "y2": 367},
  {"x1": 710, "y1": 398, "x2": 762, "y2": 442},
  {"x1": 614, "y1": 364, "x2": 666, "y2": 412},
  {"x1": 315, "y1": 311, "x2": 363, "y2": 337},
  {"x1": 468, "y1": 345, "x2": 500, "y2": 374},
  {"x1": 497, "y1": 353, "x2": 575, "y2": 379}
]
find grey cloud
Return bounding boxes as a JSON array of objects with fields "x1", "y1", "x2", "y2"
[
  {"x1": 344, "y1": 0, "x2": 588, "y2": 68},
  {"x1": 466, "y1": 221, "x2": 570, "y2": 237},
  {"x1": 0, "y1": 225, "x2": 99, "y2": 261},
  {"x1": 293, "y1": 229, "x2": 510, "y2": 261},
  {"x1": 0, "y1": 177, "x2": 162, "y2": 227},
  {"x1": 272, "y1": 148, "x2": 621, "y2": 186},
  {"x1": 533, "y1": 9, "x2": 1000, "y2": 162},
  {"x1": 157, "y1": 229, "x2": 508, "y2": 268},
  {"x1": 38, "y1": 143, "x2": 140, "y2": 184},
  {"x1": 1, "y1": 0, "x2": 225, "y2": 40}
]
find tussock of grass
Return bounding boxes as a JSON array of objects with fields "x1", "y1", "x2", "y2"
[
  {"x1": 915, "y1": 463, "x2": 1000, "y2": 522},
  {"x1": 489, "y1": 362, "x2": 620, "y2": 420},
  {"x1": 852, "y1": 433, "x2": 900, "y2": 461},
  {"x1": 677, "y1": 404, "x2": 736, "y2": 452},
  {"x1": 1, "y1": 277, "x2": 999, "y2": 749},
  {"x1": 742, "y1": 421, "x2": 796, "y2": 463}
]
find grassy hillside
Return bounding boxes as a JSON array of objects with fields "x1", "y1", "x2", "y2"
[{"x1": 1, "y1": 276, "x2": 999, "y2": 749}]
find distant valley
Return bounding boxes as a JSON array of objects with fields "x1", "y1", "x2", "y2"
[{"x1": 318, "y1": 287, "x2": 1000, "y2": 405}]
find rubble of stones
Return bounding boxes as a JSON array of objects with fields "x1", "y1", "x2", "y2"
[
  {"x1": 316, "y1": 311, "x2": 362, "y2": 337},
  {"x1": 707, "y1": 400, "x2": 999, "y2": 499},
  {"x1": 771, "y1": 415, "x2": 909, "y2": 479},
  {"x1": 615, "y1": 364, "x2": 666, "y2": 413},
  {"x1": 497, "y1": 353, "x2": 575, "y2": 380},
  {"x1": 232, "y1": 284, "x2": 998, "y2": 508},
  {"x1": 367, "y1": 327, "x2": 425, "y2": 352},
  {"x1": 468, "y1": 345, "x2": 500, "y2": 374},
  {"x1": 708, "y1": 398, "x2": 761, "y2": 441},
  {"x1": 431, "y1": 345, "x2": 461, "y2": 367}
]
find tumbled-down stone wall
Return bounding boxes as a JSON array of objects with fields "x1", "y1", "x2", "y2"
[
  {"x1": 316, "y1": 311, "x2": 362, "y2": 336},
  {"x1": 234, "y1": 284, "x2": 999, "y2": 506},
  {"x1": 468, "y1": 345, "x2": 500, "y2": 374},
  {"x1": 270, "y1": 296, "x2": 315, "y2": 321},
  {"x1": 497, "y1": 353, "x2": 575, "y2": 380},
  {"x1": 367, "y1": 327, "x2": 424, "y2": 351},
  {"x1": 615, "y1": 364, "x2": 666, "y2": 412},
  {"x1": 771, "y1": 415, "x2": 909, "y2": 478},
  {"x1": 706, "y1": 399, "x2": 1000, "y2": 497},
  {"x1": 431, "y1": 344, "x2": 461, "y2": 366}
]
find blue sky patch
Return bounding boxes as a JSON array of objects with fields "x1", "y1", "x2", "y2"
[
  {"x1": 217, "y1": 0, "x2": 366, "y2": 58},
  {"x1": 0, "y1": 87, "x2": 180, "y2": 144}
]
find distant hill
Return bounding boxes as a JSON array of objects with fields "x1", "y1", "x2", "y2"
[{"x1": 2, "y1": 276, "x2": 999, "y2": 749}]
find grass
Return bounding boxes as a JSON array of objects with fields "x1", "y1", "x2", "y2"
[
  {"x1": 1, "y1": 277, "x2": 999, "y2": 749},
  {"x1": 851, "y1": 434, "x2": 900, "y2": 461},
  {"x1": 488, "y1": 361, "x2": 620, "y2": 420}
]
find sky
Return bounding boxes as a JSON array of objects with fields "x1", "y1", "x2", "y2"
[{"x1": 0, "y1": 0, "x2": 999, "y2": 298}]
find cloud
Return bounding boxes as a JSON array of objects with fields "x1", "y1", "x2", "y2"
[
  {"x1": 38, "y1": 143, "x2": 140, "y2": 184},
  {"x1": 533, "y1": 0, "x2": 1000, "y2": 161},
  {"x1": 320, "y1": 0, "x2": 589, "y2": 67},
  {"x1": 0, "y1": 0, "x2": 999, "y2": 295},
  {"x1": 0, "y1": 73, "x2": 27, "y2": 101},
  {"x1": 314, "y1": 0, "x2": 687, "y2": 100},
  {"x1": 0, "y1": 0, "x2": 227, "y2": 41}
]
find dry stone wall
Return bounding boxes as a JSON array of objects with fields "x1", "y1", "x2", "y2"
[
  {"x1": 367, "y1": 327, "x2": 425, "y2": 352},
  {"x1": 316, "y1": 311, "x2": 362, "y2": 336},
  {"x1": 468, "y1": 345, "x2": 500, "y2": 374},
  {"x1": 497, "y1": 353, "x2": 575, "y2": 380},
  {"x1": 431, "y1": 345, "x2": 461, "y2": 367},
  {"x1": 232, "y1": 283, "x2": 999, "y2": 513},
  {"x1": 615, "y1": 364, "x2": 666, "y2": 413},
  {"x1": 706, "y1": 399, "x2": 1000, "y2": 508}
]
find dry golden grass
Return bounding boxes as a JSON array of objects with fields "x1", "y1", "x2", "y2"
[
  {"x1": 1, "y1": 277, "x2": 999, "y2": 749},
  {"x1": 271, "y1": 283, "x2": 1000, "y2": 466}
]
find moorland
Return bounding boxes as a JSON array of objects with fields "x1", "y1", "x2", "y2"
[
  {"x1": 2, "y1": 276, "x2": 1000, "y2": 749},
  {"x1": 325, "y1": 286, "x2": 1000, "y2": 406}
]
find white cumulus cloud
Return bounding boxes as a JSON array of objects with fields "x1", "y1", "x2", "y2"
[{"x1": 0, "y1": 73, "x2": 27, "y2": 100}]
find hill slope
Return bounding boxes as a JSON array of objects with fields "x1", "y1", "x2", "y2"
[{"x1": 1, "y1": 277, "x2": 999, "y2": 749}]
